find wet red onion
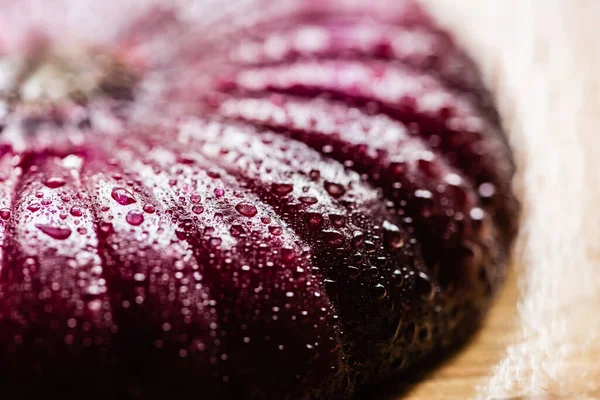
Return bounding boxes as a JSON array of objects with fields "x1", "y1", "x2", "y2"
[{"x1": 0, "y1": 1, "x2": 518, "y2": 398}]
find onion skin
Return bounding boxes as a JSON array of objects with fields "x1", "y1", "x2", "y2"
[{"x1": 0, "y1": 1, "x2": 518, "y2": 398}]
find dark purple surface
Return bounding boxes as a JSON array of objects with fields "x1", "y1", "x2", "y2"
[{"x1": 0, "y1": 2, "x2": 518, "y2": 399}]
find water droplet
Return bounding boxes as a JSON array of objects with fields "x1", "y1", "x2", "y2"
[
  {"x1": 416, "y1": 272, "x2": 435, "y2": 301},
  {"x1": 99, "y1": 222, "x2": 114, "y2": 234},
  {"x1": 268, "y1": 225, "x2": 283, "y2": 236},
  {"x1": 0, "y1": 209, "x2": 10, "y2": 220},
  {"x1": 365, "y1": 265, "x2": 378, "y2": 277},
  {"x1": 230, "y1": 224, "x2": 245, "y2": 237},
  {"x1": 299, "y1": 196, "x2": 318, "y2": 205},
  {"x1": 281, "y1": 247, "x2": 296, "y2": 261},
  {"x1": 352, "y1": 231, "x2": 364, "y2": 248},
  {"x1": 329, "y1": 214, "x2": 346, "y2": 227},
  {"x1": 322, "y1": 144, "x2": 333, "y2": 154},
  {"x1": 88, "y1": 299, "x2": 102, "y2": 311},
  {"x1": 346, "y1": 265, "x2": 360, "y2": 278},
  {"x1": 444, "y1": 173, "x2": 462, "y2": 186},
  {"x1": 383, "y1": 220, "x2": 404, "y2": 250},
  {"x1": 207, "y1": 169, "x2": 220, "y2": 179},
  {"x1": 41, "y1": 199, "x2": 52, "y2": 206},
  {"x1": 45, "y1": 177, "x2": 66, "y2": 189},
  {"x1": 126, "y1": 211, "x2": 144, "y2": 226},
  {"x1": 143, "y1": 204, "x2": 156, "y2": 214},
  {"x1": 77, "y1": 227, "x2": 87, "y2": 235},
  {"x1": 364, "y1": 240, "x2": 377, "y2": 253},
  {"x1": 324, "y1": 181, "x2": 345, "y2": 198},
  {"x1": 414, "y1": 189, "x2": 432, "y2": 199},
  {"x1": 309, "y1": 169, "x2": 320, "y2": 180},
  {"x1": 352, "y1": 252, "x2": 364, "y2": 264},
  {"x1": 306, "y1": 212, "x2": 324, "y2": 229},
  {"x1": 373, "y1": 283, "x2": 387, "y2": 300},
  {"x1": 70, "y1": 206, "x2": 82, "y2": 217},
  {"x1": 36, "y1": 224, "x2": 71, "y2": 240},
  {"x1": 235, "y1": 202, "x2": 257, "y2": 217},
  {"x1": 192, "y1": 205, "x2": 204, "y2": 215},
  {"x1": 28, "y1": 203, "x2": 40, "y2": 212},
  {"x1": 214, "y1": 187, "x2": 225, "y2": 198},
  {"x1": 389, "y1": 162, "x2": 405, "y2": 177},
  {"x1": 271, "y1": 183, "x2": 294, "y2": 196},
  {"x1": 469, "y1": 207, "x2": 484, "y2": 220},
  {"x1": 64, "y1": 334, "x2": 74, "y2": 345},
  {"x1": 261, "y1": 216, "x2": 271, "y2": 224},
  {"x1": 322, "y1": 230, "x2": 344, "y2": 247},
  {"x1": 209, "y1": 237, "x2": 222, "y2": 246},
  {"x1": 478, "y1": 183, "x2": 496, "y2": 198},
  {"x1": 375, "y1": 256, "x2": 388, "y2": 267},
  {"x1": 391, "y1": 269, "x2": 404, "y2": 287},
  {"x1": 190, "y1": 194, "x2": 201, "y2": 204},
  {"x1": 134, "y1": 273, "x2": 146, "y2": 282},
  {"x1": 111, "y1": 187, "x2": 136, "y2": 205}
]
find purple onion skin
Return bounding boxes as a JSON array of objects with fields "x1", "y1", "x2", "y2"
[{"x1": 0, "y1": 2, "x2": 518, "y2": 399}]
